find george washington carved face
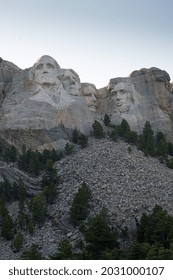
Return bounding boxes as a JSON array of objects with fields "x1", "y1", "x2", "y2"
[{"x1": 32, "y1": 55, "x2": 61, "y2": 86}]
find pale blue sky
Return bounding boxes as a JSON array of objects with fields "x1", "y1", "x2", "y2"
[{"x1": 1, "y1": 0, "x2": 173, "y2": 87}]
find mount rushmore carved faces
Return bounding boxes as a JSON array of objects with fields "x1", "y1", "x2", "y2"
[
  {"x1": 108, "y1": 80, "x2": 137, "y2": 113},
  {"x1": 60, "y1": 69, "x2": 81, "y2": 96},
  {"x1": 81, "y1": 83, "x2": 98, "y2": 112},
  {"x1": 32, "y1": 55, "x2": 61, "y2": 87},
  {"x1": 28, "y1": 55, "x2": 74, "y2": 107}
]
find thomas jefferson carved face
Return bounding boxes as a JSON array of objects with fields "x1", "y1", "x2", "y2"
[
  {"x1": 110, "y1": 82, "x2": 132, "y2": 113},
  {"x1": 81, "y1": 84, "x2": 97, "y2": 112},
  {"x1": 33, "y1": 55, "x2": 61, "y2": 86},
  {"x1": 60, "y1": 69, "x2": 81, "y2": 96}
]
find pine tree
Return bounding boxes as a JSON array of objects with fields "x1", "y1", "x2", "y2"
[
  {"x1": 43, "y1": 183, "x2": 58, "y2": 204},
  {"x1": 12, "y1": 232, "x2": 24, "y2": 252},
  {"x1": 72, "y1": 128, "x2": 80, "y2": 144},
  {"x1": 18, "y1": 179, "x2": 27, "y2": 210},
  {"x1": 69, "y1": 182, "x2": 91, "y2": 225},
  {"x1": 84, "y1": 209, "x2": 118, "y2": 259},
  {"x1": 30, "y1": 193, "x2": 47, "y2": 225},
  {"x1": 138, "y1": 121, "x2": 155, "y2": 156},
  {"x1": 103, "y1": 114, "x2": 111, "y2": 127},
  {"x1": 137, "y1": 205, "x2": 173, "y2": 248},
  {"x1": 41, "y1": 159, "x2": 59, "y2": 187},
  {"x1": 78, "y1": 133, "x2": 88, "y2": 148},
  {"x1": 92, "y1": 120, "x2": 105, "y2": 138},
  {"x1": 168, "y1": 142, "x2": 173, "y2": 156},
  {"x1": 65, "y1": 142, "x2": 74, "y2": 155},
  {"x1": 120, "y1": 119, "x2": 131, "y2": 141},
  {"x1": 21, "y1": 244, "x2": 43, "y2": 260},
  {"x1": 28, "y1": 151, "x2": 41, "y2": 175},
  {"x1": 110, "y1": 128, "x2": 118, "y2": 142},
  {"x1": 50, "y1": 239, "x2": 73, "y2": 260},
  {"x1": 156, "y1": 131, "x2": 168, "y2": 157},
  {"x1": 1, "y1": 212, "x2": 15, "y2": 240}
]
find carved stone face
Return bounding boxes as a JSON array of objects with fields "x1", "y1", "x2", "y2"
[
  {"x1": 82, "y1": 84, "x2": 97, "y2": 112},
  {"x1": 33, "y1": 55, "x2": 61, "y2": 86},
  {"x1": 110, "y1": 82, "x2": 132, "y2": 113},
  {"x1": 60, "y1": 69, "x2": 81, "y2": 96}
]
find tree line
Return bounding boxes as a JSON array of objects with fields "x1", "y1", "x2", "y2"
[
  {"x1": 92, "y1": 115, "x2": 173, "y2": 169},
  {"x1": 18, "y1": 182, "x2": 173, "y2": 260}
]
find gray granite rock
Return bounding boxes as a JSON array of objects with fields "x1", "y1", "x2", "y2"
[
  {"x1": 1, "y1": 138, "x2": 173, "y2": 259},
  {"x1": 0, "y1": 56, "x2": 94, "y2": 151},
  {"x1": 97, "y1": 67, "x2": 173, "y2": 140}
]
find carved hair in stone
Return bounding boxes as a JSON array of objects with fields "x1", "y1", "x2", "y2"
[
  {"x1": 81, "y1": 83, "x2": 98, "y2": 112},
  {"x1": 60, "y1": 69, "x2": 81, "y2": 96}
]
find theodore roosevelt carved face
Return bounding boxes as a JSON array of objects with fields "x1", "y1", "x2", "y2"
[{"x1": 81, "y1": 83, "x2": 97, "y2": 112}]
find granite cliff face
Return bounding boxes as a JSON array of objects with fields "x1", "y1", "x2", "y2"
[
  {"x1": 0, "y1": 56, "x2": 94, "y2": 151},
  {"x1": 97, "y1": 67, "x2": 173, "y2": 138},
  {"x1": 0, "y1": 55, "x2": 173, "y2": 150},
  {"x1": 0, "y1": 58, "x2": 20, "y2": 106}
]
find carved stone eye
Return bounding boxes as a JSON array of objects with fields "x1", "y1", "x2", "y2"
[
  {"x1": 120, "y1": 89, "x2": 126, "y2": 94},
  {"x1": 111, "y1": 90, "x2": 117, "y2": 96},
  {"x1": 36, "y1": 64, "x2": 43, "y2": 70},
  {"x1": 47, "y1": 63, "x2": 54, "y2": 69}
]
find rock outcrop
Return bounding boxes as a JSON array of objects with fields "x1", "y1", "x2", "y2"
[
  {"x1": 0, "y1": 55, "x2": 173, "y2": 150},
  {"x1": 97, "y1": 67, "x2": 173, "y2": 139},
  {"x1": 0, "y1": 55, "x2": 94, "y2": 151},
  {"x1": 1, "y1": 137, "x2": 173, "y2": 259},
  {"x1": 0, "y1": 57, "x2": 20, "y2": 83},
  {"x1": 130, "y1": 67, "x2": 173, "y2": 136},
  {"x1": 0, "y1": 58, "x2": 20, "y2": 106},
  {"x1": 0, "y1": 161, "x2": 41, "y2": 195}
]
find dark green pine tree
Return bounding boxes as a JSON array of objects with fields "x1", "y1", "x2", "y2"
[
  {"x1": 156, "y1": 131, "x2": 168, "y2": 157},
  {"x1": 92, "y1": 120, "x2": 105, "y2": 138},
  {"x1": 28, "y1": 151, "x2": 41, "y2": 176},
  {"x1": 78, "y1": 133, "x2": 88, "y2": 148},
  {"x1": 43, "y1": 183, "x2": 58, "y2": 204},
  {"x1": 84, "y1": 209, "x2": 118, "y2": 259},
  {"x1": 138, "y1": 121, "x2": 155, "y2": 156},
  {"x1": 4, "y1": 145, "x2": 17, "y2": 162},
  {"x1": 18, "y1": 179, "x2": 27, "y2": 210},
  {"x1": 0, "y1": 212, "x2": 15, "y2": 240},
  {"x1": 41, "y1": 159, "x2": 59, "y2": 187},
  {"x1": 168, "y1": 141, "x2": 173, "y2": 156},
  {"x1": 50, "y1": 239, "x2": 73, "y2": 260},
  {"x1": 72, "y1": 128, "x2": 80, "y2": 144},
  {"x1": 103, "y1": 114, "x2": 111, "y2": 127},
  {"x1": 21, "y1": 244, "x2": 43, "y2": 260},
  {"x1": 137, "y1": 205, "x2": 173, "y2": 248},
  {"x1": 120, "y1": 119, "x2": 131, "y2": 140},
  {"x1": 69, "y1": 182, "x2": 91, "y2": 225},
  {"x1": 30, "y1": 193, "x2": 47, "y2": 225}
]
